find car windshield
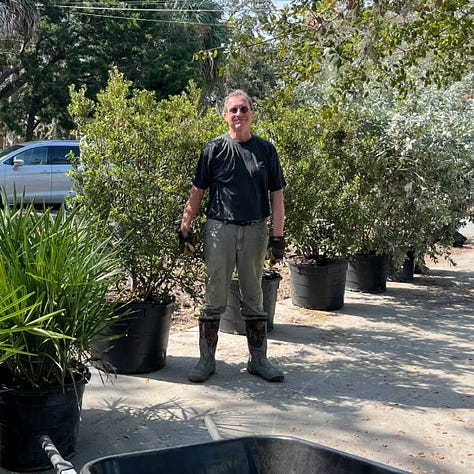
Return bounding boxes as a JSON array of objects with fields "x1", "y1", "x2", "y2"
[{"x1": 0, "y1": 145, "x2": 24, "y2": 159}]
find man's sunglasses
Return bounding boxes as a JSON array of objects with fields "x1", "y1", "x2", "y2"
[{"x1": 227, "y1": 106, "x2": 250, "y2": 114}]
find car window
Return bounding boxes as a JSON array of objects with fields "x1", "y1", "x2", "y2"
[
  {"x1": 0, "y1": 145, "x2": 23, "y2": 160},
  {"x1": 49, "y1": 146, "x2": 79, "y2": 165},
  {"x1": 14, "y1": 147, "x2": 48, "y2": 165}
]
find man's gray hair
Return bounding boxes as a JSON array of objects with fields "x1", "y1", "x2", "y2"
[{"x1": 223, "y1": 90, "x2": 254, "y2": 113}]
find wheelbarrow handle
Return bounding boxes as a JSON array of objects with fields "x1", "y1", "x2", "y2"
[
  {"x1": 40, "y1": 435, "x2": 78, "y2": 474},
  {"x1": 204, "y1": 415, "x2": 224, "y2": 441}
]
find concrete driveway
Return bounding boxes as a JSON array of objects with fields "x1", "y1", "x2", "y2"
[{"x1": 2, "y1": 226, "x2": 472, "y2": 474}]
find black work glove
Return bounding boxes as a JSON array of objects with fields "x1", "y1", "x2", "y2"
[
  {"x1": 178, "y1": 230, "x2": 196, "y2": 257},
  {"x1": 267, "y1": 236, "x2": 285, "y2": 264}
]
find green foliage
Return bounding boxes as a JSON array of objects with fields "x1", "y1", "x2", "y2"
[
  {"x1": 258, "y1": 100, "x2": 360, "y2": 261},
  {"x1": 257, "y1": 0, "x2": 474, "y2": 99},
  {"x1": 376, "y1": 77, "x2": 474, "y2": 262},
  {"x1": 212, "y1": 0, "x2": 279, "y2": 100},
  {"x1": 0, "y1": 197, "x2": 123, "y2": 388},
  {"x1": 68, "y1": 69, "x2": 224, "y2": 303},
  {"x1": 0, "y1": 0, "x2": 226, "y2": 139},
  {"x1": 0, "y1": 288, "x2": 49, "y2": 364},
  {"x1": 258, "y1": 76, "x2": 474, "y2": 265}
]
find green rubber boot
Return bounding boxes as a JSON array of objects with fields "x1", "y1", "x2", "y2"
[
  {"x1": 188, "y1": 318, "x2": 219, "y2": 383},
  {"x1": 245, "y1": 319, "x2": 284, "y2": 382}
]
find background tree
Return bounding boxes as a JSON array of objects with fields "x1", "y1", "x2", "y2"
[
  {"x1": 210, "y1": 0, "x2": 279, "y2": 101},
  {"x1": 0, "y1": 0, "x2": 39, "y2": 42},
  {"x1": 264, "y1": 0, "x2": 474, "y2": 98},
  {"x1": 0, "y1": 0, "x2": 227, "y2": 140}
]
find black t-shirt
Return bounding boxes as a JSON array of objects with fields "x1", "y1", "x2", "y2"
[{"x1": 193, "y1": 134, "x2": 286, "y2": 222}]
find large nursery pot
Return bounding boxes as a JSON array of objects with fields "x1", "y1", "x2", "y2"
[
  {"x1": 346, "y1": 253, "x2": 389, "y2": 293},
  {"x1": 0, "y1": 366, "x2": 90, "y2": 472},
  {"x1": 94, "y1": 299, "x2": 174, "y2": 374},
  {"x1": 288, "y1": 259, "x2": 347, "y2": 311},
  {"x1": 388, "y1": 250, "x2": 415, "y2": 282},
  {"x1": 219, "y1": 270, "x2": 282, "y2": 335}
]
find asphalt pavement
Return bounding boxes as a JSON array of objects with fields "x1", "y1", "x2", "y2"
[{"x1": 2, "y1": 224, "x2": 473, "y2": 474}]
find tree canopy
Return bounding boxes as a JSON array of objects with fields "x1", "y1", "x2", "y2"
[
  {"x1": 226, "y1": 0, "x2": 474, "y2": 99},
  {"x1": 0, "y1": 0, "x2": 227, "y2": 140},
  {"x1": 1, "y1": 0, "x2": 473, "y2": 139}
]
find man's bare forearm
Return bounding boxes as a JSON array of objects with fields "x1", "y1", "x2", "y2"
[
  {"x1": 271, "y1": 189, "x2": 285, "y2": 236},
  {"x1": 180, "y1": 185, "x2": 205, "y2": 237}
]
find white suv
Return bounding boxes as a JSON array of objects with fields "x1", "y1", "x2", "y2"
[{"x1": 0, "y1": 140, "x2": 79, "y2": 204}]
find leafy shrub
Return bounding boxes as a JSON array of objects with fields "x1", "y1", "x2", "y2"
[
  {"x1": 258, "y1": 77, "x2": 474, "y2": 266},
  {"x1": 68, "y1": 69, "x2": 224, "y2": 303}
]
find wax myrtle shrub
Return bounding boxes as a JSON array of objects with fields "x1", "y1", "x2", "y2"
[
  {"x1": 256, "y1": 98, "x2": 375, "y2": 264},
  {"x1": 68, "y1": 69, "x2": 225, "y2": 305}
]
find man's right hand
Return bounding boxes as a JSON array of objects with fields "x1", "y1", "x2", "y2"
[{"x1": 178, "y1": 230, "x2": 196, "y2": 257}]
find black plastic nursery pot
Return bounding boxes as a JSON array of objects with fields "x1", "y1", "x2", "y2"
[
  {"x1": 79, "y1": 435, "x2": 408, "y2": 474},
  {"x1": 388, "y1": 251, "x2": 415, "y2": 282},
  {"x1": 346, "y1": 253, "x2": 389, "y2": 293},
  {"x1": 288, "y1": 260, "x2": 347, "y2": 311},
  {"x1": 219, "y1": 271, "x2": 282, "y2": 335},
  {"x1": 94, "y1": 299, "x2": 174, "y2": 374},
  {"x1": 0, "y1": 368, "x2": 89, "y2": 472}
]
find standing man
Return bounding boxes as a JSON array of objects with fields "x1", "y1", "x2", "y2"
[{"x1": 179, "y1": 90, "x2": 286, "y2": 383}]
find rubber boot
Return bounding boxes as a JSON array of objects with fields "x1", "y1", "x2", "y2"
[
  {"x1": 188, "y1": 318, "x2": 219, "y2": 383},
  {"x1": 245, "y1": 319, "x2": 284, "y2": 382}
]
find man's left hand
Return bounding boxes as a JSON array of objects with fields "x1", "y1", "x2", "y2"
[{"x1": 267, "y1": 236, "x2": 285, "y2": 264}]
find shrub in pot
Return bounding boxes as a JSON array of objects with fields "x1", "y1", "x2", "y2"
[
  {"x1": 258, "y1": 103, "x2": 359, "y2": 310},
  {"x1": 257, "y1": 76, "x2": 473, "y2": 302},
  {"x1": 340, "y1": 90, "x2": 473, "y2": 287},
  {"x1": 273, "y1": 81, "x2": 473, "y2": 294},
  {"x1": 329, "y1": 80, "x2": 474, "y2": 283},
  {"x1": 0, "y1": 197, "x2": 123, "y2": 472},
  {"x1": 68, "y1": 69, "x2": 223, "y2": 373},
  {"x1": 328, "y1": 105, "x2": 394, "y2": 292},
  {"x1": 258, "y1": 98, "x2": 405, "y2": 301},
  {"x1": 378, "y1": 80, "x2": 474, "y2": 277},
  {"x1": 290, "y1": 101, "x2": 409, "y2": 293}
]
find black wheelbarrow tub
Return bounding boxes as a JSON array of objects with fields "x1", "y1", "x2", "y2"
[{"x1": 80, "y1": 435, "x2": 408, "y2": 474}]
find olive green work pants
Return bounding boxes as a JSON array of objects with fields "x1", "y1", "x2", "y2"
[{"x1": 201, "y1": 218, "x2": 268, "y2": 320}]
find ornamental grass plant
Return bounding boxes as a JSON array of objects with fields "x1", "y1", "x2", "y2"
[
  {"x1": 0, "y1": 195, "x2": 123, "y2": 388},
  {"x1": 0, "y1": 287, "x2": 48, "y2": 365}
]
